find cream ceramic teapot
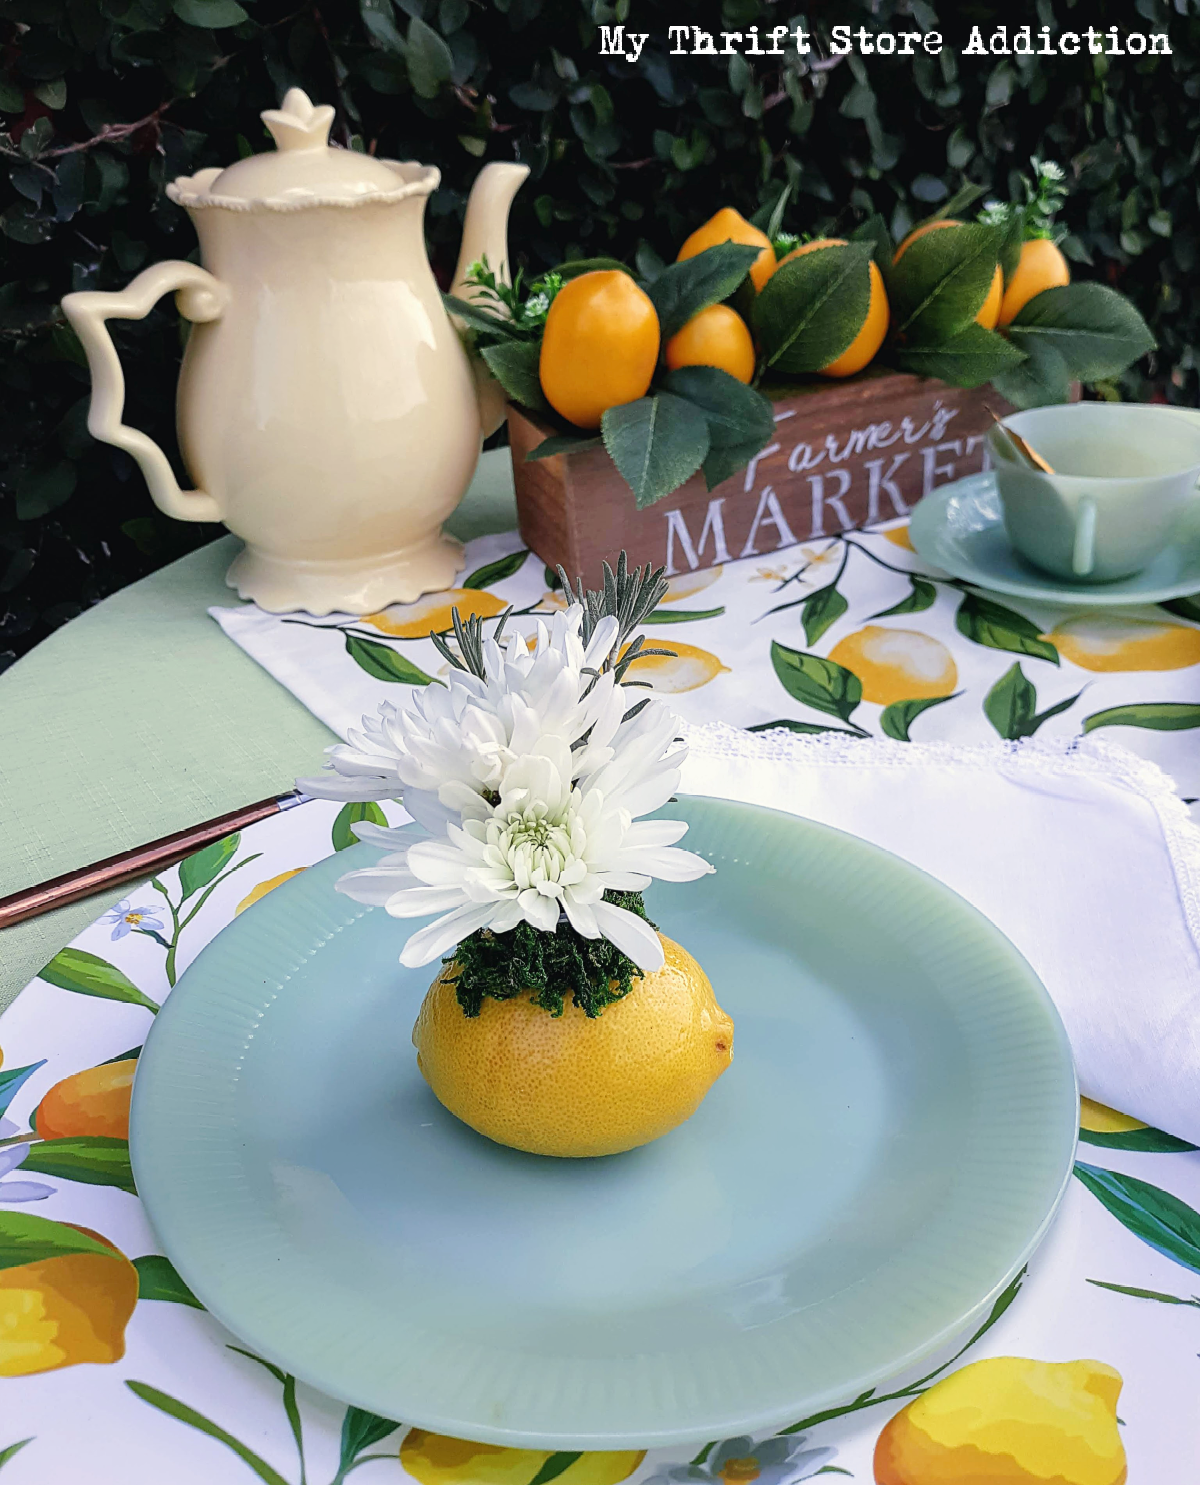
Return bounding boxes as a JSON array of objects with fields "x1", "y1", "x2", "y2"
[{"x1": 62, "y1": 89, "x2": 527, "y2": 614}]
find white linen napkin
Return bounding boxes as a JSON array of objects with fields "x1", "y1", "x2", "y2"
[{"x1": 680, "y1": 723, "x2": 1200, "y2": 1145}]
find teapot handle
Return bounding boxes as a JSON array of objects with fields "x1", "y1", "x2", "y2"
[{"x1": 62, "y1": 262, "x2": 229, "y2": 523}]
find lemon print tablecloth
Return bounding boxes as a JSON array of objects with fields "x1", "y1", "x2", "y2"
[{"x1": 2, "y1": 517, "x2": 1199, "y2": 1481}]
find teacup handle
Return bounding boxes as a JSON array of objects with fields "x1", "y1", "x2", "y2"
[
  {"x1": 61, "y1": 262, "x2": 229, "y2": 524},
  {"x1": 1072, "y1": 496, "x2": 1098, "y2": 577}
]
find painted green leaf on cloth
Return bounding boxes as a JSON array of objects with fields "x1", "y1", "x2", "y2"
[
  {"x1": 332, "y1": 801, "x2": 388, "y2": 852},
  {"x1": 881, "y1": 692, "x2": 959, "y2": 741},
  {"x1": 126, "y1": 1383, "x2": 292, "y2": 1485},
  {"x1": 22, "y1": 1136, "x2": 136, "y2": 1194},
  {"x1": 1074, "y1": 1162, "x2": 1200, "y2": 1274},
  {"x1": 178, "y1": 833, "x2": 239, "y2": 901},
  {"x1": 38, "y1": 947, "x2": 160, "y2": 1012},
  {"x1": 647, "y1": 242, "x2": 760, "y2": 342},
  {"x1": 1086, "y1": 1279, "x2": 1200, "y2": 1307},
  {"x1": 0, "y1": 1439, "x2": 32, "y2": 1471},
  {"x1": 802, "y1": 585, "x2": 848, "y2": 646},
  {"x1": 601, "y1": 393, "x2": 710, "y2": 509},
  {"x1": 870, "y1": 577, "x2": 936, "y2": 619},
  {"x1": 344, "y1": 634, "x2": 434, "y2": 686},
  {"x1": 1079, "y1": 1125, "x2": 1197, "y2": 1154},
  {"x1": 956, "y1": 591, "x2": 1059, "y2": 664},
  {"x1": 0, "y1": 1209, "x2": 120, "y2": 1273},
  {"x1": 770, "y1": 642, "x2": 862, "y2": 722},
  {"x1": 984, "y1": 663, "x2": 1082, "y2": 739},
  {"x1": 752, "y1": 241, "x2": 873, "y2": 374},
  {"x1": 643, "y1": 606, "x2": 725, "y2": 624},
  {"x1": 1083, "y1": 702, "x2": 1200, "y2": 734},
  {"x1": 747, "y1": 719, "x2": 865, "y2": 738},
  {"x1": 462, "y1": 549, "x2": 528, "y2": 589},
  {"x1": 134, "y1": 1254, "x2": 204, "y2": 1308},
  {"x1": 338, "y1": 1408, "x2": 402, "y2": 1474},
  {"x1": 0, "y1": 1061, "x2": 45, "y2": 1119},
  {"x1": 528, "y1": 1453, "x2": 585, "y2": 1485}
]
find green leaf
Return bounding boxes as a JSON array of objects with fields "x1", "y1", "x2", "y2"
[
  {"x1": 984, "y1": 662, "x2": 1037, "y2": 738},
  {"x1": 480, "y1": 340, "x2": 550, "y2": 414},
  {"x1": 643, "y1": 606, "x2": 725, "y2": 624},
  {"x1": 753, "y1": 241, "x2": 873, "y2": 375},
  {"x1": 0, "y1": 1061, "x2": 45, "y2": 1119},
  {"x1": 849, "y1": 212, "x2": 893, "y2": 273},
  {"x1": 462, "y1": 548, "x2": 529, "y2": 589},
  {"x1": 38, "y1": 948, "x2": 160, "y2": 1013},
  {"x1": 1083, "y1": 702, "x2": 1200, "y2": 734},
  {"x1": 893, "y1": 323, "x2": 1025, "y2": 388},
  {"x1": 1162, "y1": 596, "x2": 1200, "y2": 624},
  {"x1": 442, "y1": 294, "x2": 529, "y2": 341},
  {"x1": 989, "y1": 338, "x2": 1072, "y2": 409},
  {"x1": 552, "y1": 257, "x2": 636, "y2": 280},
  {"x1": 525, "y1": 433, "x2": 603, "y2": 461},
  {"x1": 344, "y1": 634, "x2": 434, "y2": 685},
  {"x1": 1074, "y1": 1162, "x2": 1200, "y2": 1274},
  {"x1": 172, "y1": 0, "x2": 248, "y2": 25},
  {"x1": 134, "y1": 1254, "x2": 204, "y2": 1307},
  {"x1": 0, "y1": 1209, "x2": 120, "y2": 1273},
  {"x1": 332, "y1": 800, "x2": 388, "y2": 852},
  {"x1": 770, "y1": 642, "x2": 862, "y2": 722},
  {"x1": 360, "y1": 0, "x2": 406, "y2": 50},
  {"x1": 956, "y1": 591, "x2": 1059, "y2": 664},
  {"x1": 646, "y1": 242, "x2": 760, "y2": 343},
  {"x1": 870, "y1": 577, "x2": 936, "y2": 618},
  {"x1": 880, "y1": 692, "x2": 959, "y2": 741},
  {"x1": 339, "y1": 1407, "x2": 401, "y2": 1472},
  {"x1": 1086, "y1": 1279, "x2": 1200, "y2": 1306},
  {"x1": 126, "y1": 1383, "x2": 292, "y2": 1485},
  {"x1": 407, "y1": 15, "x2": 453, "y2": 97},
  {"x1": 1007, "y1": 283, "x2": 1157, "y2": 382},
  {"x1": 998, "y1": 208, "x2": 1025, "y2": 284},
  {"x1": 601, "y1": 393, "x2": 710, "y2": 509},
  {"x1": 746, "y1": 719, "x2": 866, "y2": 738},
  {"x1": 22, "y1": 1136, "x2": 135, "y2": 1194},
  {"x1": 1080, "y1": 1125, "x2": 1197, "y2": 1153},
  {"x1": 0, "y1": 1439, "x2": 32, "y2": 1472},
  {"x1": 888, "y1": 222, "x2": 1004, "y2": 341},
  {"x1": 527, "y1": 1453, "x2": 583, "y2": 1485},
  {"x1": 801, "y1": 585, "x2": 847, "y2": 646},
  {"x1": 178, "y1": 834, "x2": 239, "y2": 900},
  {"x1": 660, "y1": 366, "x2": 775, "y2": 447}
]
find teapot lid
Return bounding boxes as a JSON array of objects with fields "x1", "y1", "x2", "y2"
[{"x1": 166, "y1": 89, "x2": 439, "y2": 212}]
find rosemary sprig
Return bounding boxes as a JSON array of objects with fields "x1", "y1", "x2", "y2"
[
  {"x1": 557, "y1": 552, "x2": 677, "y2": 685},
  {"x1": 429, "y1": 606, "x2": 512, "y2": 679}
]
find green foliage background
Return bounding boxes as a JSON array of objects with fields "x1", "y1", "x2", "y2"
[{"x1": 0, "y1": 0, "x2": 1195, "y2": 668}]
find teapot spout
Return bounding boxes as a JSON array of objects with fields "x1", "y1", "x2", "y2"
[{"x1": 451, "y1": 161, "x2": 530, "y2": 301}]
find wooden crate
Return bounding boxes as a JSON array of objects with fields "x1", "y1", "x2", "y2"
[{"x1": 508, "y1": 370, "x2": 1015, "y2": 586}]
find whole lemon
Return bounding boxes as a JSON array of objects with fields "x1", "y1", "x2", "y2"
[
  {"x1": 677, "y1": 207, "x2": 776, "y2": 291},
  {"x1": 874, "y1": 1355, "x2": 1126, "y2": 1485},
  {"x1": 827, "y1": 626, "x2": 957, "y2": 706},
  {"x1": 893, "y1": 219, "x2": 1004, "y2": 329},
  {"x1": 413, "y1": 934, "x2": 733, "y2": 1158},
  {"x1": 539, "y1": 270, "x2": 660, "y2": 430},
  {"x1": 768, "y1": 240, "x2": 889, "y2": 378},
  {"x1": 998, "y1": 238, "x2": 1071, "y2": 326},
  {"x1": 400, "y1": 1429, "x2": 644, "y2": 1485},
  {"x1": 35, "y1": 1059, "x2": 137, "y2": 1141},
  {"x1": 665, "y1": 304, "x2": 757, "y2": 384}
]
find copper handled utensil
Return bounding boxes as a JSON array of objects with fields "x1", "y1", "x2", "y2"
[
  {"x1": 985, "y1": 405, "x2": 1055, "y2": 474},
  {"x1": 0, "y1": 790, "x2": 313, "y2": 930}
]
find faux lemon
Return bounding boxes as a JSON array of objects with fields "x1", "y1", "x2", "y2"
[
  {"x1": 828, "y1": 626, "x2": 957, "y2": 706},
  {"x1": 364, "y1": 589, "x2": 509, "y2": 639},
  {"x1": 400, "y1": 1430, "x2": 644, "y2": 1485},
  {"x1": 413, "y1": 934, "x2": 734, "y2": 1157},
  {"x1": 621, "y1": 639, "x2": 730, "y2": 692},
  {"x1": 874, "y1": 1356, "x2": 1126, "y2": 1485},
  {"x1": 1047, "y1": 613, "x2": 1200, "y2": 672}
]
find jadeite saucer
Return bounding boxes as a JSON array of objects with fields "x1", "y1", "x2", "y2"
[
  {"x1": 130, "y1": 796, "x2": 1077, "y2": 1450},
  {"x1": 909, "y1": 470, "x2": 1200, "y2": 606}
]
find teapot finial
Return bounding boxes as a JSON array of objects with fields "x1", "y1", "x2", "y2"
[{"x1": 261, "y1": 88, "x2": 335, "y2": 153}]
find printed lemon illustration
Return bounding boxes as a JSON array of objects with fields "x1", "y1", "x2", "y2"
[
  {"x1": 1080, "y1": 1097, "x2": 1147, "y2": 1135},
  {"x1": 620, "y1": 639, "x2": 730, "y2": 692},
  {"x1": 874, "y1": 1356, "x2": 1126, "y2": 1485},
  {"x1": 662, "y1": 566, "x2": 723, "y2": 601},
  {"x1": 400, "y1": 1430, "x2": 645, "y2": 1485},
  {"x1": 0, "y1": 1223, "x2": 138, "y2": 1377},
  {"x1": 770, "y1": 239, "x2": 889, "y2": 377},
  {"x1": 883, "y1": 523, "x2": 916, "y2": 551},
  {"x1": 35, "y1": 1059, "x2": 137, "y2": 1141},
  {"x1": 665, "y1": 304, "x2": 756, "y2": 384},
  {"x1": 676, "y1": 206, "x2": 776, "y2": 291},
  {"x1": 1046, "y1": 613, "x2": 1200, "y2": 672},
  {"x1": 413, "y1": 934, "x2": 734, "y2": 1157},
  {"x1": 999, "y1": 237, "x2": 1071, "y2": 326},
  {"x1": 894, "y1": 219, "x2": 1004, "y2": 329},
  {"x1": 828, "y1": 626, "x2": 957, "y2": 706},
  {"x1": 236, "y1": 867, "x2": 307, "y2": 915},
  {"x1": 366, "y1": 589, "x2": 508, "y2": 639},
  {"x1": 539, "y1": 270, "x2": 660, "y2": 429}
]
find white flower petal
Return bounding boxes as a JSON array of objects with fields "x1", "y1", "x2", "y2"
[
  {"x1": 592, "y1": 901, "x2": 664, "y2": 972},
  {"x1": 398, "y1": 901, "x2": 500, "y2": 967}
]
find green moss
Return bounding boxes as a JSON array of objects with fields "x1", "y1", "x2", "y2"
[{"x1": 445, "y1": 891, "x2": 654, "y2": 1018}]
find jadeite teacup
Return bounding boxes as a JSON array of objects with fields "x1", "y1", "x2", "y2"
[{"x1": 987, "y1": 403, "x2": 1200, "y2": 583}]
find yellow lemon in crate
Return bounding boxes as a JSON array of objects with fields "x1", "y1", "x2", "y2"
[
  {"x1": 665, "y1": 304, "x2": 756, "y2": 384},
  {"x1": 893, "y1": 219, "x2": 1004, "y2": 329},
  {"x1": 0, "y1": 1224, "x2": 138, "y2": 1377},
  {"x1": 874, "y1": 1356, "x2": 1126, "y2": 1485},
  {"x1": 828, "y1": 626, "x2": 957, "y2": 706},
  {"x1": 413, "y1": 935, "x2": 733, "y2": 1158},
  {"x1": 676, "y1": 206, "x2": 776, "y2": 291},
  {"x1": 236, "y1": 868, "x2": 307, "y2": 915},
  {"x1": 621, "y1": 639, "x2": 730, "y2": 692},
  {"x1": 1047, "y1": 613, "x2": 1200, "y2": 672},
  {"x1": 36, "y1": 1060, "x2": 137, "y2": 1141},
  {"x1": 768, "y1": 239, "x2": 889, "y2": 378},
  {"x1": 364, "y1": 589, "x2": 509, "y2": 639},
  {"x1": 539, "y1": 270, "x2": 661, "y2": 429},
  {"x1": 999, "y1": 238, "x2": 1071, "y2": 326},
  {"x1": 401, "y1": 1430, "x2": 645, "y2": 1485}
]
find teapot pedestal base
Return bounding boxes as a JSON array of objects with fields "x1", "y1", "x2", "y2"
[{"x1": 224, "y1": 532, "x2": 466, "y2": 616}]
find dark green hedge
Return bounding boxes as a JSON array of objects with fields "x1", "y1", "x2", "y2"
[{"x1": 1, "y1": 0, "x2": 1196, "y2": 669}]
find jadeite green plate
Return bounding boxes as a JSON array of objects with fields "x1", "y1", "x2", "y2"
[
  {"x1": 910, "y1": 470, "x2": 1200, "y2": 605},
  {"x1": 130, "y1": 796, "x2": 1077, "y2": 1450}
]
